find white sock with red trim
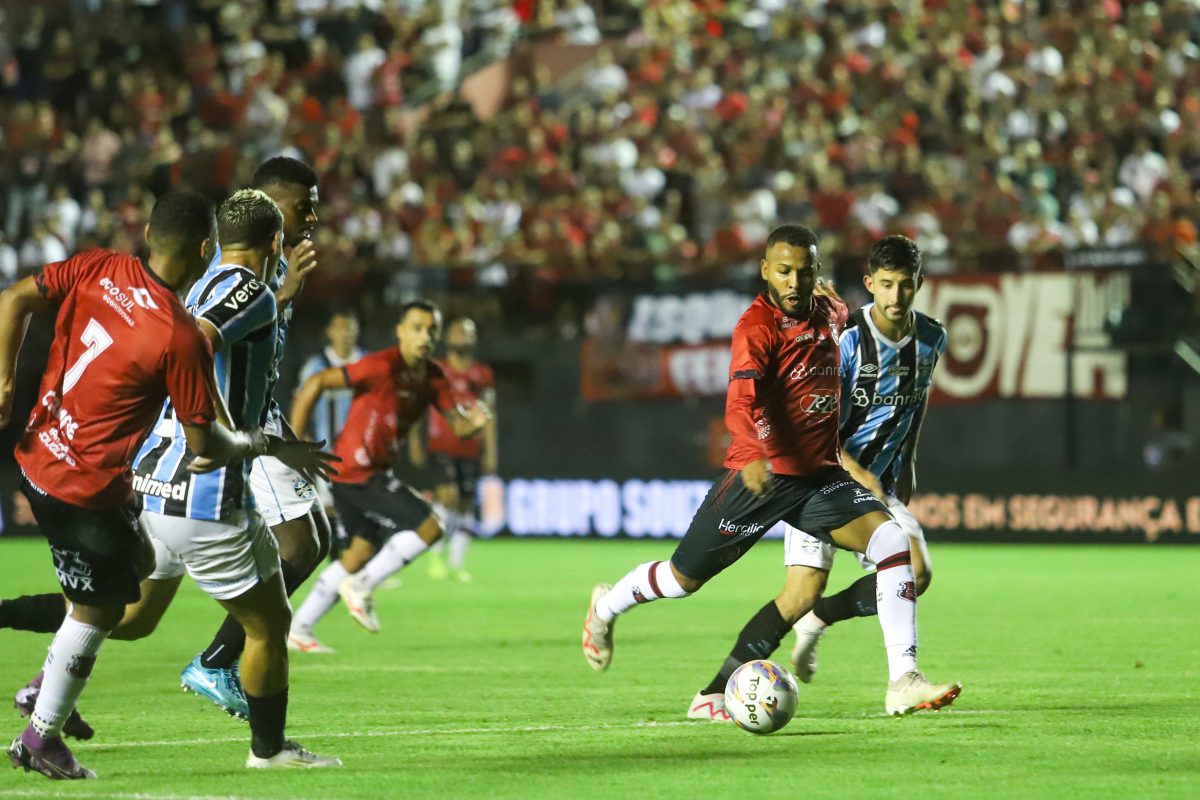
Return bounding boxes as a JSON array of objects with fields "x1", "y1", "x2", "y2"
[
  {"x1": 32, "y1": 617, "x2": 107, "y2": 738},
  {"x1": 866, "y1": 521, "x2": 919, "y2": 680},
  {"x1": 595, "y1": 560, "x2": 688, "y2": 622},
  {"x1": 353, "y1": 531, "x2": 428, "y2": 592},
  {"x1": 292, "y1": 562, "x2": 348, "y2": 634}
]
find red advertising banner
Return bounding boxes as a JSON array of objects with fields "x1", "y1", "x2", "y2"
[{"x1": 580, "y1": 272, "x2": 1130, "y2": 403}]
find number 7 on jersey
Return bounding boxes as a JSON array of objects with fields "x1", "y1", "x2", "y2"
[{"x1": 62, "y1": 318, "x2": 114, "y2": 394}]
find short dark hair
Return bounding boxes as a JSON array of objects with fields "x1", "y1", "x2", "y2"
[
  {"x1": 323, "y1": 306, "x2": 360, "y2": 328},
  {"x1": 147, "y1": 189, "x2": 215, "y2": 256},
  {"x1": 868, "y1": 235, "x2": 922, "y2": 277},
  {"x1": 766, "y1": 224, "x2": 819, "y2": 252},
  {"x1": 217, "y1": 189, "x2": 283, "y2": 249},
  {"x1": 399, "y1": 299, "x2": 440, "y2": 324},
  {"x1": 252, "y1": 156, "x2": 319, "y2": 192}
]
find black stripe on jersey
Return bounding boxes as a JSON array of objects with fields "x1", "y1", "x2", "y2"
[
  {"x1": 855, "y1": 332, "x2": 919, "y2": 475},
  {"x1": 160, "y1": 443, "x2": 192, "y2": 518},
  {"x1": 840, "y1": 309, "x2": 878, "y2": 438},
  {"x1": 200, "y1": 273, "x2": 269, "y2": 332},
  {"x1": 192, "y1": 268, "x2": 248, "y2": 311},
  {"x1": 227, "y1": 338, "x2": 250, "y2": 428},
  {"x1": 732, "y1": 370, "x2": 762, "y2": 380}
]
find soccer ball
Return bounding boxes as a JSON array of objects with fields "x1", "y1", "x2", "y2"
[{"x1": 724, "y1": 659, "x2": 799, "y2": 734}]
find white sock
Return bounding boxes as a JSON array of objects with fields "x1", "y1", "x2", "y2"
[
  {"x1": 32, "y1": 617, "x2": 107, "y2": 739},
  {"x1": 595, "y1": 560, "x2": 689, "y2": 623},
  {"x1": 866, "y1": 521, "x2": 919, "y2": 680},
  {"x1": 447, "y1": 527, "x2": 471, "y2": 570},
  {"x1": 353, "y1": 531, "x2": 428, "y2": 592},
  {"x1": 794, "y1": 610, "x2": 828, "y2": 634},
  {"x1": 292, "y1": 561, "x2": 348, "y2": 634}
]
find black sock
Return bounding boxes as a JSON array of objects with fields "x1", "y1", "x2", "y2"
[
  {"x1": 247, "y1": 687, "x2": 289, "y2": 759},
  {"x1": 201, "y1": 560, "x2": 306, "y2": 670},
  {"x1": 700, "y1": 600, "x2": 792, "y2": 696},
  {"x1": 813, "y1": 574, "x2": 878, "y2": 625},
  {"x1": 0, "y1": 594, "x2": 68, "y2": 633}
]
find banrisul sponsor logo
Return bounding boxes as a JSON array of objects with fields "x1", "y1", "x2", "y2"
[{"x1": 132, "y1": 473, "x2": 188, "y2": 500}]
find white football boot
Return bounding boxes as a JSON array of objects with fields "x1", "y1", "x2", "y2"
[
  {"x1": 246, "y1": 740, "x2": 342, "y2": 769},
  {"x1": 582, "y1": 583, "x2": 614, "y2": 671},
  {"x1": 686, "y1": 692, "x2": 731, "y2": 722},
  {"x1": 885, "y1": 671, "x2": 962, "y2": 716},
  {"x1": 287, "y1": 630, "x2": 335, "y2": 654},
  {"x1": 337, "y1": 577, "x2": 380, "y2": 633}
]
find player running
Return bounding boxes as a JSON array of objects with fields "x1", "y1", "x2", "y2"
[
  {"x1": 287, "y1": 301, "x2": 491, "y2": 651},
  {"x1": 581, "y1": 225, "x2": 961, "y2": 717},
  {"x1": 0, "y1": 190, "x2": 318, "y2": 780},
  {"x1": 132, "y1": 189, "x2": 340, "y2": 768},
  {"x1": 298, "y1": 306, "x2": 364, "y2": 525},
  {"x1": 416, "y1": 317, "x2": 497, "y2": 582},
  {"x1": 0, "y1": 158, "x2": 337, "y2": 726},
  {"x1": 687, "y1": 235, "x2": 958, "y2": 721}
]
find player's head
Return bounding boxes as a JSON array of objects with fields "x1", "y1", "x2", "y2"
[
  {"x1": 252, "y1": 156, "x2": 319, "y2": 247},
  {"x1": 865, "y1": 235, "x2": 923, "y2": 324},
  {"x1": 145, "y1": 189, "x2": 217, "y2": 287},
  {"x1": 761, "y1": 224, "x2": 820, "y2": 317},
  {"x1": 325, "y1": 306, "x2": 360, "y2": 354},
  {"x1": 395, "y1": 299, "x2": 442, "y2": 366},
  {"x1": 444, "y1": 317, "x2": 477, "y2": 360},
  {"x1": 216, "y1": 189, "x2": 284, "y2": 281}
]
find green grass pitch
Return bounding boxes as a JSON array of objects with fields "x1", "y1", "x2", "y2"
[{"x1": 0, "y1": 537, "x2": 1197, "y2": 800}]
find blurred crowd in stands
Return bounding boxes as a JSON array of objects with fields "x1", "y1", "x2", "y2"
[{"x1": 2, "y1": 0, "x2": 1200, "y2": 300}]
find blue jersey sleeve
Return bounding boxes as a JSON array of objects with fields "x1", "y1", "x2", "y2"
[{"x1": 194, "y1": 270, "x2": 277, "y2": 346}]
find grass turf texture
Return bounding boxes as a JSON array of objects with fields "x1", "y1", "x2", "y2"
[{"x1": 0, "y1": 538, "x2": 1197, "y2": 800}]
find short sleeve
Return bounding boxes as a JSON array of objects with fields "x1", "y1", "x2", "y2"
[
  {"x1": 840, "y1": 329, "x2": 860, "y2": 398},
  {"x1": 299, "y1": 354, "x2": 326, "y2": 384},
  {"x1": 35, "y1": 252, "x2": 96, "y2": 305},
  {"x1": 477, "y1": 366, "x2": 496, "y2": 405},
  {"x1": 729, "y1": 320, "x2": 771, "y2": 381},
  {"x1": 165, "y1": 320, "x2": 217, "y2": 426},
  {"x1": 343, "y1": 351, "x2": 393, "y2": 390},
  {"x1": 193, "y1": 269, "x2": 276, "y2": 346}
]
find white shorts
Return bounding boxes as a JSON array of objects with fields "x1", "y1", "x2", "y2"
[
  {"x1": 314, "y1": 476, "x2": 335, "y2": 510},
  {"x1": 250, "y1": 455, "x2": 318, "y2": 528},
  {"x1": 144, "y1": 509, "x2": 280, "y2": 600},
  {"x1": 783, "y1": 496, "x2": 925, "y2": 572}
]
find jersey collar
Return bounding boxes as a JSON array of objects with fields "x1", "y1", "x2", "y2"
[{"x1": 862, "y1": 303, "x2": 915, "y2": 349}]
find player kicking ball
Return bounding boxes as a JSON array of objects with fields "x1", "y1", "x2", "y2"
[
  {"x1": 581, "y1": 226, "x2": 961, "y2": 717},
  {"x1": 688, "y1": 235, "x2": 960, "y2": 721},
  {"x1": 286, "y1": 301, "x2": 491, "y2": 651}
]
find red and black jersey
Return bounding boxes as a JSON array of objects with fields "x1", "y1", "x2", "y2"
[
  {"x1": 427, "y1": 359, "x2": 493, "y2": 461},
  {"x1": 723, "y1": 293, "x2": 849, "y2": 476},
  {"x1": 16, "y1": 249, "x2": 217, "y2": 509},
  {"x1": 332, "y1": 348, "x2": 466, "y2": 485}
]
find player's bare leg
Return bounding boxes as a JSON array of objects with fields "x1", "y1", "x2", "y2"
[
  {"x1": 427, "y1": 485, "x2": 458, "y2": 580},
  {"x1": 829, "y1": 511, "x2": 960, "y2": 715},
  {"x1": 689, "y1": 566, "x2": 828, "y2": 720},
  {"x1": 217, "y1": 572, "x2": 339, "y2": 768},
  {"x1": 184, "y1": 510, "x2": 326, "y2": 714},
  {"x1": 338, "y1": 514, "x2": 444, "y2": 631}
]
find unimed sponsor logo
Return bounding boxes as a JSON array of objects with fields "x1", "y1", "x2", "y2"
[{"x1": 132, "y1": 473, "x2": 188, "y2": 501}]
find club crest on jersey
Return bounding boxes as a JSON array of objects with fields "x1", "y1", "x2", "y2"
[{"x1": 293, "y1": 480, "x2": 316, "y2": 501}]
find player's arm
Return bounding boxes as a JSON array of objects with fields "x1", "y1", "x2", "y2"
[
  {"x1": 726, "y1": 320, "x2": 772, "y2": 495},
  {"x1": 842, "y1": 448, "x2": 884, "y2": 500},
  {"x1": 443, "y1": 401, "x2": 492, "y2": 439},
  {"x1": 275, "y1": 239, "x2": 318, "y2": 311},
  {"x1": 290, "y1": 366, "x2": 349, "y2": 440},
  {"x1": 409, "y1": 417, "x2": 427, "y2": 468},
  {"x1": 894, "y1": 392, "x2": 930, "y2": 505},
  {"x1": 0, "y1": 277, "x2": 53, "y2": 427},
  {"x1": 482, "y1": 389, "x2": 498, "y2": 475}
]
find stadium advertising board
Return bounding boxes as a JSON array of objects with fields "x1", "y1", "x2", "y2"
[
  {"x1": 580, "y1": 272, "x2": 1131, "y2": 403},
  {"x1": 475, "y1": 476, "x2": 1200, "y2": 544}
]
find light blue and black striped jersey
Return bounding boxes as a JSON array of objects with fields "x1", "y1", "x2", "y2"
[
  {"x1": 838, "y1": 305, "x2": 946, "y2": 497},
  {"x1": 131, "y1": 260, "x2": 278, "y2": 520},
  {"x1": 299, "y1": 345, "x2": 364, "y2": 445}
]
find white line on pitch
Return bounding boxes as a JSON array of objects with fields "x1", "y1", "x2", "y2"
[
  {"x1": 83, "y1": 720, "x2": 698, "y2": 751},
  {"x1": 0, "y1": 791, "x2": 252, "y2": 800}
]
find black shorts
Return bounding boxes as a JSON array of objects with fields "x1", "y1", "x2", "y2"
[
  {"x1": 427, "y1": 453, "x2": 481, "y2": 501},
  {"x1": 330, "y1": 474, "x2": 434, "y2": 549},
  {"x1": 21, "y1": 476, "x2": 147, "y2": 606},
  {"x1": 671, "y1": 467, "x2": 888, "y2": 583}
]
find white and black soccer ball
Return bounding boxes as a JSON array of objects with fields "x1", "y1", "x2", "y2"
[{"x1": 724, "y1": 659, "x2": 799, "y2": 734}]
